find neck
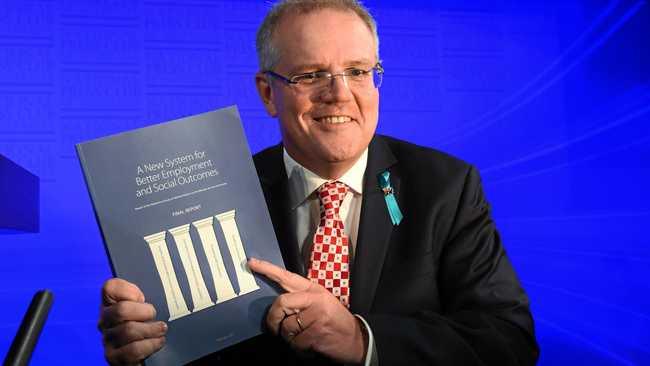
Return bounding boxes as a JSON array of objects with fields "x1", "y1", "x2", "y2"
[
  {"x1": 285, "y1": 149, "x2": 357, "y2": 180},
  {"x1": 307, "y1": 160, "x2": 355, "y2": 180}
]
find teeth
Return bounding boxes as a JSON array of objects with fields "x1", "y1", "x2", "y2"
[{"x1": 317, "y1": 116, "x2": 352, "y2": 124}]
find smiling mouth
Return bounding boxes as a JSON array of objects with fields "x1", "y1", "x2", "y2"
[{"x1": 314, "y1": 115, "x2": 353, "y2": 124}]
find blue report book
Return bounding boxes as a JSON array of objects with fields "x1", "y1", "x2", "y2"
[{"x1": 76, "y1": 106, "x2": 283, "y2": 365}]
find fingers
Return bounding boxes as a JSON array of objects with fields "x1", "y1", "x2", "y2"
[
  {"x1": 105, "y1": 336, "x2": 166, "y2": 365},
  {"x1": 248, "y1": 258, "x2": 311, "y2": 293},
  {"x1": 279, "y1": 313, "x2": 310, "y2": 342},
  {"x1": 263, "y1": 284, "x2": 365, "y2": 363},
  {"x1": 100, "y1": 301, "x2": 157, "y2": 330},
  {"x1": 289, "y1": 326, "x2": 317, "y2": 351},
  {"x1": 99, "y1": 278, "x2": 164, "y2": 365},
  {"x1": 286, "y1": 311, "x2": 364, "y2": 362},
  {"x1": 277, "y1": 312, "x2": 298, "y2": 340},
  {"x1": 103, "y1": 321, "x2": 167, "y2": 348},
  {"x1": 102, "y1": 278, "x2": 145, "y2": 306},
  {"x1": 266, "y1": 292, "x2": 314, "y2": 335}
]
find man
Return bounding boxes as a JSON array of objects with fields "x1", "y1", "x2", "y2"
[{"x1": 98, "y1": 1, "x2": 539, "y2": 365}]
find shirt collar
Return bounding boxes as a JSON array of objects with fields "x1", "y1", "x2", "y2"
[{"x1": 283, "y1": 148, "x2": 368, "y2": 210}]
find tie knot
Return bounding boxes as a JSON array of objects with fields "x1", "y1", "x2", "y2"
[{"x1": 318, "y1": 181, "x2": 348, "y2": 215}]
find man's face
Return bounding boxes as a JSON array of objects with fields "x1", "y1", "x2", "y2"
[{"x1": 256, "y1": 9, "x2": 379, "y2": 178}]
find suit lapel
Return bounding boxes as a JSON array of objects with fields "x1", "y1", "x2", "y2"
[{"x1": 350, "y1": 136, "x2": 399, "y2": 314}]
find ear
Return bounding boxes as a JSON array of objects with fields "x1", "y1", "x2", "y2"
[{"x1": 255, "y1": 72, "x2": 278, "y2": 117}]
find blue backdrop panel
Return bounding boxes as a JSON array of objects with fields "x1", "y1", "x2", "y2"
[
  {"x1": 0, "y1": 154, "x2": 39, "y2": 233},
  {"x1": 0, "y1": 0, "x2": 647, "y2": 364}
]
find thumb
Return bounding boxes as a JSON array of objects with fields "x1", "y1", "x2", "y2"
[{"x1": 102, "y1": 278, "x2": 145, "y2": 306}]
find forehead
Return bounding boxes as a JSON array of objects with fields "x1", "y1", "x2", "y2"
[{"x1": 272, "y1": 8, "x2": 377, "y2": 70}]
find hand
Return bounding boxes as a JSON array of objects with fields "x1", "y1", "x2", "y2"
[
  {"x1": 98, "y1": 278, "x2": 167, "y2": 365},
  {"x1": 248, "y1": 258, "x2": 367, "y2": 363}
]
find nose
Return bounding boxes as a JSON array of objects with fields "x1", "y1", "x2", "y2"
[{"x1": 319, "y1": 74, "x2": 353, "y2": 102}]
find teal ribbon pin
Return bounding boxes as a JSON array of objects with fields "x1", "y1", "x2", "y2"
[{"x1": 378, "y1": 170, "x2": 403, "y2": 225}]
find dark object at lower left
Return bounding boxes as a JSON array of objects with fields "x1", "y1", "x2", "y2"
[{"x1": 4, "y1": 290, "x2": 54, "y2": 366}]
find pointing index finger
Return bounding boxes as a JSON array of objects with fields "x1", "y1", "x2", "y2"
[{"x1": 248, "y1": 258, "x2": 311, "y2": 293}]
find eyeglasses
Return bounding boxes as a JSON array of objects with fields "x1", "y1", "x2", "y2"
[{"x1": 265, "y1": 62, "x2": 384, "y2": 91}]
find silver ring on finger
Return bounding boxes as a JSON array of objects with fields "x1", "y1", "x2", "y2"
[{"x1": 296, "y1": 314, "x2": 304, "y2": 332}]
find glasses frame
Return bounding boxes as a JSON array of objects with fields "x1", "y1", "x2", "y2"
[{"x1": 265, "y1": 62, "x2": 384, "y2": 90}]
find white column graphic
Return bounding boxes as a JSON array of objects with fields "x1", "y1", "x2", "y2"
[
  {"x1": 143, "y1": 231, "x2": 191, "y2": 321},
  {"x1": 192, "y1": 216, "x2": 237, "y2": 304},
  {"x1": 168, "y1": 224, "x2": 215, "y2": 312},
  {"x1": 216, "y1": 209, "x2": 260, "y2": 296}
]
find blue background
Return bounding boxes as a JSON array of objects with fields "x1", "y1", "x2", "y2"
[{"x1": 0, "y1": 0, "x2": 648, "y2": 364}]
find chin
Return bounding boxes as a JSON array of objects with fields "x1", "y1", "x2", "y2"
[{"x1": 319, "y1": 144, "x2": 362, "y2": 164}]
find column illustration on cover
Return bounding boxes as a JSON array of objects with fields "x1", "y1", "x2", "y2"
[
  {"x1": 145, "y1": 209, "x2": 260, "y2": 322},
  {"x1": 143, "y1": 232, "x2": 191, "y2": 321},
  {"x1": 168, "y1": 224, "x2": 215, "y2": 313},
  {"x1": 192, "y1": 216, "x2": 237, "y2": 303},
  {"x1": 215, "y1": 209, "x2": 260, "y2": 295}
]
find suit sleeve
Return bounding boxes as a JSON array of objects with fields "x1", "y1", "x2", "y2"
[{"x1": 364, "y1": 166, "x2": 539, "y2": 365}]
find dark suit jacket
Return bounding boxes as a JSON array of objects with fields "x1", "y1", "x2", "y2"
[{"x1": 190, "y1": 135, "x2": 539, "y2": 365}]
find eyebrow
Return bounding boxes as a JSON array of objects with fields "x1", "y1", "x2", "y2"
[{"x1": 289, "y1": 59, "x2": 376, "y2": 74}]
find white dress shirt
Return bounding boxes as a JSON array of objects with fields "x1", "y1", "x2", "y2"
[
  {"x1": 283, "y1": 149, "x2": 366, "y2": 269},
  {"x1": 283, "y1": 148, "x2": 377, "y2": 366}
]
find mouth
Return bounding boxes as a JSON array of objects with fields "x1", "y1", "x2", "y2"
[{"x1": 313, "y1": 115, "x2": 353, "y2": 124}]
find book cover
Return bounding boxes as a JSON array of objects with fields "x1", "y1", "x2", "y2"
[{"x1": 76, "y1": 105, "x2": 283, "y2": 365}]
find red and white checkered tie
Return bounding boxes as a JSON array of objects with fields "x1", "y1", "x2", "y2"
[{"x1": 308, "y1": 181, "x2": 350, "y2": 307}]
